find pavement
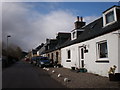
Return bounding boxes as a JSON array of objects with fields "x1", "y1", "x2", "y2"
[{"x1": 43, "y1": 67, "x2": 120, "y2": 88}]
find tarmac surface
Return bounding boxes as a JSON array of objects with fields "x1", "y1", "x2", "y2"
[
  {"x1": 2, "y1": 60, "x2": 120, "y2": 89},
  {"x1": 2, "y1": 60, "x2": 66, "y2": 88}
]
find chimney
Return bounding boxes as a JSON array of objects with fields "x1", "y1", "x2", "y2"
[
  {"x1": 41, "y1": 43, "x2": 44, "y2": 47},
  {"x1": 80, "y1": 16, "x2": 83, "y2": 22},
  {"x1": 46, "y1": 38, "x2": 49, "y2": 43},
  {"x1": 77, "y1": 16, "x2": 79, "y2": 21},
  {"x1": 74, "y1": 16, "x2": 86, "y2": 29}
]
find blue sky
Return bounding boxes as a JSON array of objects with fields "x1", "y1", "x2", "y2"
[
  {"x1": 2, "y1": 2, "x2": 119, "y2": 51},
  {"x1": 25, "y1": 2, "x2": 118, "y2": 16}
]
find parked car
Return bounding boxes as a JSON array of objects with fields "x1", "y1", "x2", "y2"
[
  {"x1": 25, "y1": 57, "x2": 30, "y2": 62},
  {"x1": 30, "y1": 56, "x2": 42, "y2": 66},
  {"x1": 30, "y1": 56, "x2": 36, "y2": 64},
  {"x1": 36, "y1": 57, "x2": 52, "y2": 68},
  {"x1": 2, "y1": 56, "x2": 8, "y2": 68},
  {"x1": 2, "y1": 56, "x2": 17, "y2": 68}
]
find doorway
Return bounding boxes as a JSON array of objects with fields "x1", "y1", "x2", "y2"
[{"x1": 79, "y1": 47, "x2": 85, "y2": 68}]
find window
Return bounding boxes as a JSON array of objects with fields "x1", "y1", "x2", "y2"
[
  {"x1": 48, "y1": 54, "x2": 50, "y2": 58},
  {"x1": 51, "y1": 53, "x2": 54, "y2": 60},
  {"x1": 48, "y1": 45, "x2": 50, "y2": 50},
  {"x1": 97, "y1": 41, "x2": 108, "y2": 59},
  {"x1": 105, "y1": 11, "x2": 115, "y2": 24},
  {"x1": 73, "y1": 32, "x2": 76, "y2": 38},
  {"x1": 56, "y1": 52, "x2": 59, "y2": 61},
  {"x1": 103, "y1": 6, "x2": 118, "y2": 27},
  {"x1": 67, "y1": 50, "x2": 71, "y2": 59},
  {"x1": 66, "y1": 60, "x2": 71, "y2": 62}
]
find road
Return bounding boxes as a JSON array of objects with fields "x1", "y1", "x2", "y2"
[{"x1": 2, "y1": 60, "x2": 66, "y2": 88}]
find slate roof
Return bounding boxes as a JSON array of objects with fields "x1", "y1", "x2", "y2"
[
  {"x1": 45, "y1": 32, "x2": 71, "y2": 53},
  {"x1": 60, "y1": 17, "x2": 120, "y2": 48},
  {"x1": 35, "y1": 43, "x2": 44, "y2": 51},
  {"x1": 39, "y1": 5, "x2": 120, "y2": 54}
]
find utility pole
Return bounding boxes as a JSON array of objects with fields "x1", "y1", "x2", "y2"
[{"x1": 7, "y1": 35, "x2": 11, "y2": 61}]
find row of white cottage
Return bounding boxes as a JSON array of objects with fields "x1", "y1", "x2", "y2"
[{"x1": 37, "y1": 5, "x2": 120, "y2": 77}]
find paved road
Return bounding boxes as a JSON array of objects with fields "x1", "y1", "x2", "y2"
[{"x1": 2, "y1": 60, "x2": 66, "y2": 88}]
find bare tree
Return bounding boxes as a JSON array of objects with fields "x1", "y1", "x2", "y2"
[{"x1": 2, "y1": 41, "x2": 22, "y2": 60}]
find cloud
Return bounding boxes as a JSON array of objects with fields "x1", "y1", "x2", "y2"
[
  {"x1": 2, "y1": 2, "x2": 99, "y2": 52},
  {"x1": 84, "y1": 16, "x2": 100, "y2": 24},
  {"x1": 2, "y1": 2, "x2": 74, "y2": 51}
]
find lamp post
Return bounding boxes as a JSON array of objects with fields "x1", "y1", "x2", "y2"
[{"x1": 7, "y1": 35, "x2": 11, "y2": 60}]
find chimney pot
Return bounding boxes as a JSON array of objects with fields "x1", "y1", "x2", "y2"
[
  {"x1": 74, "y1": 16, "x2": 85, "y2": 29},
  {"x1": 80, "y1": 16, "x2": 83, "y2": 22},
  {"x1": 77, "y1": 16, "x2": 79, "y2": 21}
]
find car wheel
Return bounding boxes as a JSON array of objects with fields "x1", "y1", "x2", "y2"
[
  {"x1": 35, "y1": 63, "x2": 37, "y2": 66},
  {"x1": 37, "y1": 64, "x2": 39, "y2": 67},
  {"x1": 39, "y1": 64, "x2": 41, "y2": 68},
  {"x1": 39, "y1": 64, "x2": 43, "y2": 68}
]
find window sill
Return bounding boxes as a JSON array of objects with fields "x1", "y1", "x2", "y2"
[
  {"x1": 66, "y1": 60, "x2": 71, "y2": 62},
  {"x1": 95, "y1": 60, "x2": 109, "y2": 63},
  {"x1": 103, "y1": 20, "x2": 116, "y2": 28}
]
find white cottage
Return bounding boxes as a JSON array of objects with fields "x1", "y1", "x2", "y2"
[{"x1": 61, "y1": 5, "x2": 120, "y2": 77}]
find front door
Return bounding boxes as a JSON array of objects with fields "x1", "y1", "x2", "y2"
[
  {"x1": 79, "y1": 47, "x2": 85, "y2": 68},
  {"x1": 56, "y1": 52, "x2": 59, "y2": 64}
]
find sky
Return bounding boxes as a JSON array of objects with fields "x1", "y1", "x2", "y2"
[{"x1": 2, "y1": 2, "x2": 119, "y2": 52}]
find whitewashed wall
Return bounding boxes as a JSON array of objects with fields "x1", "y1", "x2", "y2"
[
  {"x1": 37, "y1": 51, "x2": 39, "y2": 56},
  {"x1": 61, "y1": 30, "x2": 119, "y2": 77},
  {"x1": 118, "y1": 29, "x2": 120, "y2": 73}
]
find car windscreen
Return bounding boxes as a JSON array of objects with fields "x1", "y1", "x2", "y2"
[
  {"x1": 36, "y1": 56, "x2": 42, "y2": 60},
  {"x1": 31, "y1": 57, "x2": 36, "y2": 60},
  {"x1": 40, "y1": 60, "x2": 50, "y2": 63},
  {"x1": 40, "y1": 57, "x2": 49, "y2": 60}
]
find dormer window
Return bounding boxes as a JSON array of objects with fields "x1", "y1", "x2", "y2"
[
  {"x1": 71, "y1": 16, "x2": 86, "y2": 40},
  {"x1": 105, "y1": 11, "x2": 114, "y2": 24},
  {"x1": 103, "y1": 6, "x2": 120, "y2": 27},
  {"x1": 72, "y1": 32, "x2": 76, "y2": 39}
]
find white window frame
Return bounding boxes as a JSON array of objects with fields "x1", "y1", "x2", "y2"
[
  {"x1": 73, "y1": 31, "x2": 76, "y2": 39},
  {"x1": 103, "y1": 7, "x2": 117, "y2": 27},
  {"x1": 71, "y1": 31, "x2": 77, "y2": 40},
  {"x1": 48, "y1": 45, "x2": 50, "y2": 50},
  {"x1": 96, "y1": 40, "x2": 109, "y2": 61},
  {"x1": 71, "y1": 29, "x2": 84, "y2": 40},
  {"x1": 65, "y1": 49, "x2": 71, "y2": 62}
]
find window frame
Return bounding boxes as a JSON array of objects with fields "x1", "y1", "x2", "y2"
[
  {"x1": 103, "y1": 7, "x2": 117, "y2": 27},
  {"x1": 56, "y1": 52, "x2": 59, "y2": 61},
  {"x1": 73, "y1": 31, "x2": 76, "y2": 39},
  {"x1": 105, "y1": 11, "x2": 115, "y2": 24},
  {"x1": 96, "y1": 40, "x2": 109, "y2": 61}
]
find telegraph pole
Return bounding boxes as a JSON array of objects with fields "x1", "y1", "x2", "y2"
[{"x1": 7, "y1": 35, "x2": 11, "y2": 61}]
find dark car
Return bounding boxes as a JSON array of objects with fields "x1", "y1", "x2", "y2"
[
  {"x1": 30, "y1": 56, "x2": 37, "y2": 64},
  {"x1": 30, "y1": 56, "x2": 42, "y2": 66},
  {"x1": 24, "y1": 57, "x2": 30, "y2": 62},
  {"x1": 2, "y1": 56, "x2": 8, "y2": 68},
  {"x1": 2, "y1": 56, "x2": 17, "y2": 68},
  {"x1": 36, "y1": 57, "x2": 52, "y2": 68}
]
